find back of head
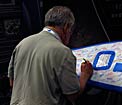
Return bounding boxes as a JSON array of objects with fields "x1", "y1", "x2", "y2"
[{"x1": 44, "y1": 6, "x2": 75, "y2": 29}]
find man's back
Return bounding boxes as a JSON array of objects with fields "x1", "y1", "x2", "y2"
[{"x1": 9, "y1": 31, "x2": 79, "y2": 105}]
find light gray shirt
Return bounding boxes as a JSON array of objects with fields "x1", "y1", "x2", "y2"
[{"x1": 8, "y1": 28, "x2": 80, "y2": 105}]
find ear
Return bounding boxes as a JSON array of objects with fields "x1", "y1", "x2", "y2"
[
  {"x1": 63, "y1": 23, "x2": 69, "y2": 32},
  {"x1": 64, "y1": 23, "x2": 69, "y2": 31}
]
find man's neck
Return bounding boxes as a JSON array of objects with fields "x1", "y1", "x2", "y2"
[{"x1": 46, "y1": 26, "x2": 63, "y2": 37}]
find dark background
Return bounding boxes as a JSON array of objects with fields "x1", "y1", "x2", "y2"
[{"x1": 0, "y1": 0, "x2": 122, "y2": 105}]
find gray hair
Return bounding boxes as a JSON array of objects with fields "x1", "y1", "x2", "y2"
[{"x1": 44, "y1": 6, "x2": 75, "y2": 28}]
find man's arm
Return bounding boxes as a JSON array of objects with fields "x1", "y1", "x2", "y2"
[
  {"x1": 9, "y1": 78, "x2": 14, "y2": 88},
  {"x1": 8, "y1": 49, "x2": 16, "y2": 89},
  {"x1": 66, "y1": 60, "x2": 93, "y2": 102}
]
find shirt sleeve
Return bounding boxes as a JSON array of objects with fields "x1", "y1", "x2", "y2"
[
  {"x1": 8, "y1": 49, "x2": 16, "y2": 80},
  {"x1": 58, "y1": 49, "x2": 80, "y2": 95}
]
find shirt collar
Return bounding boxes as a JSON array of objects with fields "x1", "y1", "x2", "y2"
[{"x1": 43, "y1": 27, "x2": 62, "y2": 42}]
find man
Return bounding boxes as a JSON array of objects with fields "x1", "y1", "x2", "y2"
[{"x1": 8, "y1": 6, "x2": 93, "y2": 105}]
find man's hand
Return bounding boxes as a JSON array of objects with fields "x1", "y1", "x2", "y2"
[
  {"x1": 81, "y1": 60, "x2": 93, "y2": 79},
  {"x1": 79, "y1": 60, "x2": 93, "y2": 93}
]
